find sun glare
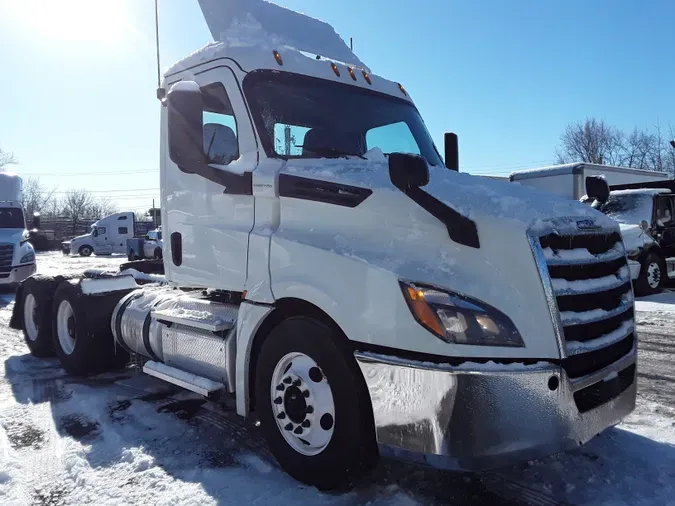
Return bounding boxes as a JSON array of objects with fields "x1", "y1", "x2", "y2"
[{"x1": 10, "y1": 0, "x2": 132, "y2": 45}]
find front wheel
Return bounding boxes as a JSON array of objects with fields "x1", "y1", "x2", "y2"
[
  {"x1": 255, "y1": 317, "x2": 377, "y2": 490},
  {"x1": 79, "y1": 245, "x2": 93, "y2": 257},
  {"x1": 635, "y1": 253, "x2": 666, "y2": 296}
]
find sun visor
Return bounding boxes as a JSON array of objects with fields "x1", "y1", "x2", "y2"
[{"x1": 197, "y1": 0, "x2": 370, "y2": 71}]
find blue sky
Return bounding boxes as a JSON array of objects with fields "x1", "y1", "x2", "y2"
[{"x1": 0, "y1": 0, "x2": 673, "y2": 211}]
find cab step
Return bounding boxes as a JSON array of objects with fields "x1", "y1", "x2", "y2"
[
  {"x1": 143, "y1": 360, "x2": 225, "y2": 397},
  {"x1": 667, "y1": 257, "x2": 675, "y2": 279}
]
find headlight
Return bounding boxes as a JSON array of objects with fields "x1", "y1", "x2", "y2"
[
  {"x1": 400, "y1": 281, "x2": 524, "y2": 347},
  {"x1": 20, "y1": 252, "x2": 35, "y2": 264}
]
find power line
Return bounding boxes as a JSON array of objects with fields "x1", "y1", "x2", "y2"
[
  {"x1": 50, "y1": 188, "x2": 160, "y2": 194},
  {"x1": 20, "y1": 169, "x2": 159, "y2": 177}
]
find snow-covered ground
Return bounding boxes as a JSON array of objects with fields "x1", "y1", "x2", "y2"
[{"x1": 1, "y1": 253, "x2": 674, "y2": 505}]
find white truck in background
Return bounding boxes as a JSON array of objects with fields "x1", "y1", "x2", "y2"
[
  {"x1": 509, "y1": 163, "x2": 668, "y2": 200},
  {"x1": 11, "y1": 0, "x2": 637, "y2": 489},
  {"x1": 0, "y1": 173, "x2": 37, "y2": 285},
  {"x1": 63, "y1": 211, "x2": 136, "y2": 256}
]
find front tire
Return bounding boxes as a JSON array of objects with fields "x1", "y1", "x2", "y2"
[
  {"x1": 51, "y1": 281, "x2": 129, "y2": 376},
  {"x1": 79, "y1": 245, "x2": 93, "y2": 257},
  {"x1": 153, "y1": 247, "x2": 162, "y2": 260},
  {"x1": 635, "y1": 253, "x2": 665, "y2": 296},
  {"x1": 255, "y1": 317, "x2": 377, "y2": 490}
]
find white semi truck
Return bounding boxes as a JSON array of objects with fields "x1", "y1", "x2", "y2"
[
  {"x1": 0, "y1": 173, "x2": 37, "y2": 285},
  {"x1": 62, "y1": 211, "x2": 136, "y2": 256},
  {"x1": 11, "y1": 0, "x2": 637, "y2": 489}
]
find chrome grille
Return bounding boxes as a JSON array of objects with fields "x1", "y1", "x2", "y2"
[
  {"x1": 0, "y1": 243, "x2": 14, "y2": 269},
  {"x1": 530, "y1": 224, "x2": 635, "y2": 380}
]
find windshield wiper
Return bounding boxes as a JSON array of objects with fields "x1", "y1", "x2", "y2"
[{"x1": 296, "y1": 146, "x2": 366, "y2": 160}]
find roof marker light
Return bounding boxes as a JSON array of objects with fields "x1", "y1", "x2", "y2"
[
  {"x1": 398, "y1": 83, "x2": 407, "y2": 96},
  {"x1": 362, "y1": 71, "x2": 372, "y2": 85},
  {"x1": 331, "y1": 62, "x2": 340, "y2": 77},
  {"x1": 273, "y1": 50, "x2": 283, "y2": 66}
]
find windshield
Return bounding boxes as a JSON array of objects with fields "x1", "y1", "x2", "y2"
[
  {"x1": 0, "y1": 207, "x2": 25, "y2": 229},
  {"x1": 244, "y1": 71, "x2": 443, "y2": 166},
  {"x1": 596, "y1": 192, "x2": 654, "y2": 225}
]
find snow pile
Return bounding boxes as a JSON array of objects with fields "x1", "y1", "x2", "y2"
[
  {"x1": 196, "y1": 0, "x2": 367, "y2": 68},
  {"x1": 560, "y1": 304, "x2": 631, "y2": 325}
]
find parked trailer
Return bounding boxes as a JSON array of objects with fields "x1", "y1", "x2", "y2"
[
  {"x1": 509, "y1": 163, "x2": 668, "y2": 200},
  {"x1": 11, "y1": 0, "x2": 637, "y2": 489}
]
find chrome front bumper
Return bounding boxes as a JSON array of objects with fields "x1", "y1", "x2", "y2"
[
  {"x1": 0, "y1": 263, "x2": 36, "y2": 284},
  {"x1": 355, "y1": 348, "x2": 637, "y2": 470}
]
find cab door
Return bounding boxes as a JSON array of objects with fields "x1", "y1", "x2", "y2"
[
  {"x1": 93, "y1": 226, "x2": 112, "y2": 254},
  {"x1": 162, "y1": 66, "x2": 257, "y2": 290},
  {"x1": 655, "y1": 195, "x2": 675, "y2": 256}
]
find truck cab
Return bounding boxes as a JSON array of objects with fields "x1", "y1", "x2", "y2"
[
  {"x1": 0, "y1": 173, "x2": 37, "y2": 285},
  {"x1": 13, "y1": 0, "x2": 638, "y2": 489},
  {"x1": 64, "y1": 211, "x2": 135, "y2": 256},
  {"x1": 586, "y1": 180, "x2": 675, "y2": 294}
]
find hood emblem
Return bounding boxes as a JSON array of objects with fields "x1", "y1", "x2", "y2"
[{"x1": 576, "y1": 219, "x2": 600, "y2": 230}]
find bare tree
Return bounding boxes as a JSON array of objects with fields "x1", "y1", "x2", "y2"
[
  {"x1": 62, "y1": 189, "x2": 94, "y2": 232},
  {"x1": 21, "y1": 177, "x2": 56, "y2": 219},
  {"x1": 87, "y1": 197, "x2": 117, "y2": 219},
  {"x1": 0, "y1": 147, "x2": 17, "y2": 170},
  {"x1": 555, "y1": 118, "x2": 624, "y2": 165},
  {"x1": 621, "y1": 128, "x2": 658, "y2": 170}
]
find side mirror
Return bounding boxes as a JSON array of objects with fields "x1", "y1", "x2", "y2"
[
  {"x1": 388, "y1": 153, "x2": 430, "y2": 191},
  {"x1": 585, "y1": 176, "x2": 609, "y2": 204},
  {"x1": 167, "y1": 81, "x2": 205, "y2": 173},
  {"x1": 32, "y1": 212, "x2": 40, "y2": 230},
  {"x1": 444, "y1": 132, "x2": 459, "y2": 171},
  {"x1": 640, "y1": 220, "x2": 651, "y2": 233}
]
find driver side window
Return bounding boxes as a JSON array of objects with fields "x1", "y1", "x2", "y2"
[
  {"x1": 655, "y1": 197, "x2": 674, "y2": 226},
  {"x1": 202, "y1": 83, "x2": 239, "y2": 166}
]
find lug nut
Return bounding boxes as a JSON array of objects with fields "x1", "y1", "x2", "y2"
[
  {"x1": 293, "y1": 426, "x2": 303, "y2": 434},
  {"x1": 302, "y1": 390, "x2": 310, "y2": 398},
  {"x1": 284, "y1": 423, "x2": 293, "y2": 431},
  {"x1": 277, "y1": 412, "x2": 286, "y2": 419},
  {"x1": 273, "y1": 397, "x2": 282, "y2": 404},
  {"x1": 292, "y1": 379, "x2": 301, "y2": 387},
  {"x1": 305, "y1": 405, "x2": 314, "y2": 414},
  {"x1": 283, "y1": 377, "x2": 292, "y2": 384},
  {"x1": 301, "y1": 420, "x2": 311, "y2": 428},
  {"x1": 276, "y1": 384, "x2": 285, "y2": 391}
]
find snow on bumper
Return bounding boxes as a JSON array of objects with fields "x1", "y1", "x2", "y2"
[
  {"x1": 628, "y1": 259, "x2": 641, "y2": 280},
  {"x1": 0, "y1": 263, "x2": 36, "y2": 284},
  {"x1": 355, "y1": 347, "x2": 637, "y2": 470}
]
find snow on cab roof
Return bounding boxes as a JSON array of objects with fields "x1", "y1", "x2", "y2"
[
  {"x1": 510, "y1": 163, "x2": 668, "y2": 180},
  {"x1": 167, "y1": 0, "x2": 373, "y2": 77},
  {"x1": 610, "y1": 188, "x2": 672, "y2": 196}
]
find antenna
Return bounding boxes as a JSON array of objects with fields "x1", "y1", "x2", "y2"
[{"x1": 154, "y1": 0, "x2": 163, "y2": 98}]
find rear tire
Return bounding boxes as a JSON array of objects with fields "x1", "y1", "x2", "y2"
[
  {"x1": 20, "y1": 277, "x2": 57, "y2": 357},
  {"x1": 51, "y1": 280, "x2": 130, "y2": 376},
  {"x1": 255, "y1": 316, "x2": 377, "y2": 490},
  {"x1": 79, "y1": 245, "x2": 93, "y2": 257},
  {"x1": 153, "y1": 247, "x2": 162, "y2": 260},
  {"x1": 635, "y1": 253, "x2": 665, "y2": 296}
]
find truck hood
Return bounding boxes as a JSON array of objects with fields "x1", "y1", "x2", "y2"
[
  {"x1": 279, "y1": 155, "x2": 620, "y2": 359},
  {"x1": 282, "y1": 153, "x2": 616, "y2": 234},
  {"x1": 618, "y1": 223, "x2": 654, "y2": 253},
  {"x1": 67, "y1": 234, "x2": 93, "y2": 245},
  {"x1": 0, "y1": 229, "x2": 26, "y2": 245}
]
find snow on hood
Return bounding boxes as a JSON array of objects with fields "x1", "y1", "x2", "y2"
[
  {"x1": 282, "y1": 150, "x2": 616, "y2": 233},
  {"x1": 619, "y1": 223, "x2": 654, "y2": 253},
  {"x1": 195, "y1": 0, "x2": 368, "y2": 70}
]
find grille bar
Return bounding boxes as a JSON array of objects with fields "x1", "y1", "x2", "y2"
[
  {"x1": 0, "y1": 244, "x2": 14, "y2": 268},
  {"x1": 573, "y1": 363, "x2": 635, "y2": 413}
]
